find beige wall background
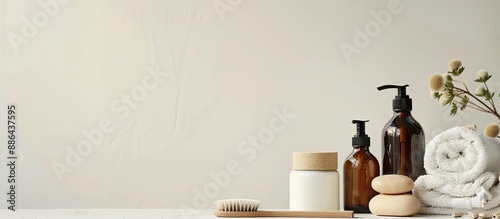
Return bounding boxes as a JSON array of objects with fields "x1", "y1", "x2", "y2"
[{"x1": 1, "y1": 0, "x2": 500, "y2": 209}]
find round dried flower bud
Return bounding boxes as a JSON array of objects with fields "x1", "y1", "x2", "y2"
[
  {"x1": 449, "y1": 59, "x2": 462, "y2": 72},
  {"x1": 484, "y1": 123, "x2": 500, "y2": 138},
  {"x1": 439, "y1": 97, "x2": 448, "y2": 106},
  {"x1": 429, "y1": 73, "x2": 445, "y2": 92},
  {"x1": 475, "y1": 86, "x2": 486, "y2": 95},
  {"x1": 439, "y1": 91, "x2": 452, "y2": 106},
  {"x1": 430, "y1": 90, "x2": 440, "y2": 99},
  {"x1": 442, "y1": 73, "x2": 452, "y2": 82},
  {"x1": 477, "y1": 69, "x2": 489, "y2": 80}
]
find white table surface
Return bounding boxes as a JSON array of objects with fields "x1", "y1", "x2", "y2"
[{"x1": 0, "y1": 209, "x2": 451, "y2": 219}]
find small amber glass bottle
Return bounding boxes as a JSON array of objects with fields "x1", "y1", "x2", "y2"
[{"x1": 344, "y1": 120, "x2": 380, "y2": 213}]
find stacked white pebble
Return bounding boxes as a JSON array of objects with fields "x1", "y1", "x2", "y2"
[{"x1": 369, "y1": 175, "x2": 421, "y2": 216}]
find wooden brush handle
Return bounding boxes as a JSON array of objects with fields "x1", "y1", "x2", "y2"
[{"x1": 214, "y1": 210, "x2": 354, "y2": 218}]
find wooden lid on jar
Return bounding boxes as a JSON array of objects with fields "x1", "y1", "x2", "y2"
[{"x1": 292, "y1": 152, "x2": 338, "y2": 171}]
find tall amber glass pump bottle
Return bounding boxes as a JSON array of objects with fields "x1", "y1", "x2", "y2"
[{"x1": 377, "y1": 84, "x2": 425, "y2": 181}]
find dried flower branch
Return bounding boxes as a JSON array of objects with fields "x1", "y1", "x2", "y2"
[{"x1": 429, "y1": 59, "x2": 500, "y2": 137}]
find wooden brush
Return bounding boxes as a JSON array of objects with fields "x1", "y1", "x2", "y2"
[{"x1": 214, "y1": 199, "x2": 353, "y2": 218}]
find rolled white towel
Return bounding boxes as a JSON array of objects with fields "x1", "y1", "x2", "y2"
[
  {"x1": 414, "y1": 173, "x2": 497, "y2": 213},
  {"x1": 424, "y1": 126, "x2": 500, "y2": 183},
  {"x1": 416, "y1": 181, "x2": 500, "y2": 215},
  {"x1": 414, "y1": 173, "x2": 498, "y2": 198}
]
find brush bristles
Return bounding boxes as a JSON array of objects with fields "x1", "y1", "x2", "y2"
[{"x1": 215, "y1": 199, "x2": 261, "y2": 212}]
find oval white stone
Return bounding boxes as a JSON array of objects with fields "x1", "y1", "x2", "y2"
[
  {"x1": 372, "y1": 174, "x2": 414, "y2": 194},
  {"x1": 369, "y1": 194, "x2": 421, "y2": 216}
]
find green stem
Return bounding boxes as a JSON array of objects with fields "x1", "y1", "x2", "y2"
[
  {"x1": 452, "y1": 98, "x2": 489, "y2": 113},
  {"x1": 453, "y1": 87, "x2": 499, "y2": 118},
  {"x1": 483, "y1": 82, "x2": 497, "y2": 112},
  {"x1": 453, "y1": 92, "x2": 489, "y2": 112},
  {"x1": 452, "y1": 90, "x2": 489, "y2": 111}
]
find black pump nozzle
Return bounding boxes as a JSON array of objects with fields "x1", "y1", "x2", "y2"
[
  {"x1": 377, "y1": 84, "x2": 409, "y2": 97},
  {"x1": 352, "y1": 120, "x2": 370, "y2": 147},
  {"x1": 377, "y1": 84, "x2": 412, "y2": 112}
]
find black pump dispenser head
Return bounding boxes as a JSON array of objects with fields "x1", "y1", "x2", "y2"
[
  {"x1": 352, "y1": 120, "x2": 370, "y2": 147},
  {"x1": 377, "y1": 84, "x2": 412, "y2": 112}
]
